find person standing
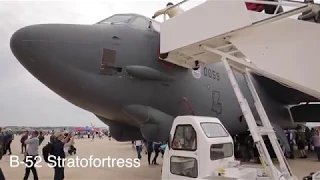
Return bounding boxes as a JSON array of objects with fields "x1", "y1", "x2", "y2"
[
  {"x1": 52, "y1": 132, "x2": 74, "y2": 180},
  {"x1": 312, "y1": 130, "x2": 320, "y2": 161},
  {"x1": 108, "y1": 131, "x2": 111, "y2": 141},
  {"x1": 21, "y1": 131, "x2": 29, "y2": 154},
  {"x1": 4, "y1": 130, "x2": 14, "y2": 155},
  {"x1": 92, "y1": 131, "x2": 95, "y2": 141},
  {"x1": 296, "y1": 127, "x2": 307, "y2": 158},
  {"x1": 152, "y1": 142, "x2": 161, "y2": 165},
  {"x1": 0, "y1": 128, "x2": 3, "y2": 158},
  {"x1": 38, "y1": 131, "x2": 45, "y2": 146},
  {"x1": 134, "y1": 140, "x2": 143, "y2": 160},
  {"x1": 50, "y1": 131, "x2": 56, "y2": 144},
  {"x1": 286, "y1": 129, "x2": 295, "y2": 159},
  {"x1": 23, "y1": 131, "x2": 39, "y2": 180},
  {"x1": 0, "y1": 127, "x2": 5, "y2": 179},
  {"x1": 305, "y1": 127, "x2": 313, "y2": 151},
  {"x1": 160, "y1": 143, "x2": 167, "y2": 158},
  {"x1": 147, "y1": 141, "x2": 154, "y2": 165}
]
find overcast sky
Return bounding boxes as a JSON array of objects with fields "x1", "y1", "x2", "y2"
[
  {"x1": 0, "y1": 0, "x2": 204, "y2": 127},
  {"x1": 0, "y1": 0, "x2": 318, "y2": 127}
]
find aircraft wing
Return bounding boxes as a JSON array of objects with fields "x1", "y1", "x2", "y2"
[
  {"x1": 252, "y1": 73, "x2": 320, "y2": 123},
  {"x1": 252, "y1": 73, "x2": 320, "y2": 105}
]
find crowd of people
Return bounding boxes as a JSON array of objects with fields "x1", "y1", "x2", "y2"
[
  {"x1": 233, "y1": 126, "x2": 320, "y2": 163},
  {"x1": 0, "y1": 127, "x2": 113, "y2": 180},
  {"x1": 74, "y1": 130, "x2": 109, "y2": 140},
  {"x1": 0, "y1": 128, "x2": 77, "y2": 180},
  {"x1": 132, "y1": 140, "x2": 167, "y2": 166}
]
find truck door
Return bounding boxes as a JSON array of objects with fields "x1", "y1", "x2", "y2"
[{"x1": 168, "y1": 124, "x2": 199, "y2": 179}]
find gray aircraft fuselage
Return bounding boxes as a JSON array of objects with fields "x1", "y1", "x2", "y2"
[{"x1": 10, "y1": 13, "x2": 293, "y2": 142}]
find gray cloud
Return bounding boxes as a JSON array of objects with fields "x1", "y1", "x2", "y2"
[{"x1": 0, "y1": 1, "x2": 117, "y2": 127}]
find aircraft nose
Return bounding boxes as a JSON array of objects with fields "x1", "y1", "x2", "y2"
[{"x1": 10, "y1": 25, "x2": 39, "y2": 66}]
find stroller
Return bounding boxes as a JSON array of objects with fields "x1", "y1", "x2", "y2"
[{"x1": 68, "y1": 145, "x2": 77, "y2": 155}]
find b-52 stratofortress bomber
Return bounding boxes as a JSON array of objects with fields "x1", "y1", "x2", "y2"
[{"x1": 10, "y1": 12, "x2": 320, "y2": 146}]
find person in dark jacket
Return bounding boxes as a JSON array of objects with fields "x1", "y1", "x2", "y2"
[
  {"x1": 4, "y1": 130, "x2": 14, "y2": 155},
  {"x1": 238, "y1": 131, "x2": 251, "y2": 162},
  {"x1": 21, "y1": 131, "x2": 29, "y2": 154},
  {"x1": 0, "y1": 128, "x2": 4, "y2": 160},
  {"x1": 147, "y1": 141, "x2": 153, "y2": 165},
  {"x1": 264, "y1": 0, "x2": 284, "y2": 14},
  {"x1": 296, "y1": 127, "x2": 307, "y2": 158},
  {"x1": 52, "y1": 132, "x2": 74, "y2": 180},
  {"x1": 38, "y1": 131, "x2": 45, "y2": 146},
  {"x1": 305, "y1": 127, "x2": 313, "y2": 151},
  {"x1": 0, "y1": 127, "x2": 5, "y2": 180}
]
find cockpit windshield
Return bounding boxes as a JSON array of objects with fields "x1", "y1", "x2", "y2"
[
  {"x1": 150, "y1": 20, "x2": 160, "y2": 32},
  {"x1": 98, "y1": 14, "x2": 133, "y2": 24},
  {"x1": 97, "y1": 14, "x2": 161, "y2": 32}
]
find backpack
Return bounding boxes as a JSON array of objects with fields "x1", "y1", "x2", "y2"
[{"x1": 42, "y1": 142, "x2": 54, "y2": 163}]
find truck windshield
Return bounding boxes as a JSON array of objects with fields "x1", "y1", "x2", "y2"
[{"x1": 200, "y1": 122, "x2": 229, "y2": 138}]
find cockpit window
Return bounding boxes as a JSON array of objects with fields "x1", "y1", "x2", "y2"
[
  {"x1": 150, "y1": 20, "x2": 160, "y2": 32},
  {"x1": 130, "y1": 17, "x2": 149, "y2": 28},
  {"x1": 98, "y1": 14, "x2": 133, "y2": 24}
]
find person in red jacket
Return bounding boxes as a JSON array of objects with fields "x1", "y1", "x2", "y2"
[
  {"x1": 246, "y1": 0, "x2": 264, "y2": 12},
  {"x1": 246, "y1": 0, "x2": 284, "y2": 14}
]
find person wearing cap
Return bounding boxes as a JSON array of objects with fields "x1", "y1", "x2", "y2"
[
  {"x1": 52, "y1": 131, "x2": 75, "y2": 180},
  {"x1": 152, "y1": 2, "x2": 184, "y2": 19}
]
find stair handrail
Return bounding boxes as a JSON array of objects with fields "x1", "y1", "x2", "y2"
[{"x1": 163, "y1": 0, "x2": 306, "y2": 22}]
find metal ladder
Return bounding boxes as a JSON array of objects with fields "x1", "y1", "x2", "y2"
[{"x1": 220, "y1": 56, "x2": 296, "y2": 180}]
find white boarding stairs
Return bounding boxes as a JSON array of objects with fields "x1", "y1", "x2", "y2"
[{"x1": 160, "y1": 0, "x2": 320, "y2": 180}]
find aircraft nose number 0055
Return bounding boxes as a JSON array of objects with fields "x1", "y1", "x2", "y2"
[{"x1": 203, "y1": 67, "x2": 220, "y2": 81}]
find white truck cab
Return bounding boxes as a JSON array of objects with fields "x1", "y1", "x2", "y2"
[{"x1": 162, "y1": 116, "x2": 237, "y2": 180}]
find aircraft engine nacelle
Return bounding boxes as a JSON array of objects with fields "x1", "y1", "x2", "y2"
[
  {"x1": 140, "y1": 123, "x2": 172, "y2": 142},
  {"x1": 139, "y1": 109, "x2": 174, "y2": 142},
  {"x1": 109, "y1": 124, "x2": 143, "y2": 142},
  {"x1": 122, "y1": 105, "x2": 175, "y2": 142}
]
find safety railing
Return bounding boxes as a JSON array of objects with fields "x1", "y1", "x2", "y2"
[{"x1": 162, "y1": 0, "x2": 311, "y2": 22}]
